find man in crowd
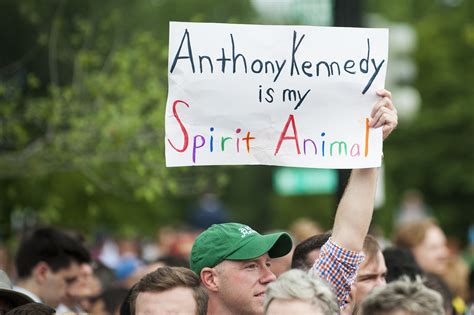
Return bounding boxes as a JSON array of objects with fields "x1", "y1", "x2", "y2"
[
  {"x1": 0, "y1": 270, "x2": 33, "y2": 313},
  {"x1": 291, "y1": 233, "x2": 331, "y2": 271},
  {"x1": 129, "y1": 266, "x2": 207, "y2": 315},
  {"x1": 13, "y1": 227, "x2": 91, "y2": 309},
  {"x1": 346, "y1": 234, "x2": 388, "y2": 314},
  {"x1": 264, "y1": 269, "x2": 339, "y2": 315},
  {"x1": 360, "y1": 278, "x2": 444, "y2": 315},
  {"x1": 190, "y1": 89, "x2": 398, "y2": 314},
  {"x1": 292, "y1": 234, "x2": 388, "y2": 313}
]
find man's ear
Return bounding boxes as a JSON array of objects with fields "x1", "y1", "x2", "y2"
[
  {"x1": 200, "y1": 267, "x2": 220, "y2": 292},
  {"x1": 33, "y1": 261, "x2": 50, "y2": 284}
]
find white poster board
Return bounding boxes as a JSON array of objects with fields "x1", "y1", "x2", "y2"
[{"x1": 165, "y1": 22, "x2": 388, "y2": 168}]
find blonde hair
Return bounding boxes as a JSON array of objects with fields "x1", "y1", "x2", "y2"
[
  {"x1": 394, "y1": 218, "x2": 439, "y2": 250},
  {"x1": 264, "y1": 269, "x2": 339, "y2": 315},
  {"x1": 360, "y1": 277, "x2": 444, "y2": 315}
]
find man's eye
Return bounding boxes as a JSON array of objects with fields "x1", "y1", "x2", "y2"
[
  {"x1": 65, "y1": 277, "x2": 78, "y2": 285},
  {"x1": 245, "y1": 264, "x2": 258, "y2": 270}
]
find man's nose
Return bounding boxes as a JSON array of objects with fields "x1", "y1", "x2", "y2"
[
  {"x1": 260, "y1": 265, "x2": 277, "y2": 284},
  {"x1": 375, "y1": 276, "x2": 386, "y2": 287}
]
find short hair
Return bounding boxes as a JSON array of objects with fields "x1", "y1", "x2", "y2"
[
  {"x1": 5, "y1": 302, "x2": 55, "y2": 315},
  {"x1": 291, "y1": 233, "x2": 331, "y2": 270},
  {"x1": 360, "y1": 278, "x2": 444, "y2": 315},
  {"x1": 92, "y1": 287, "x2": 129, "y2": 314},
  {"x1": 383, "y1": 247, "x2": 423, "y2": 282},
  {"x1": 264, "y1": 269, "x2": 339, "y2": 315},
  {"x1": 119, "y1": 284, "x2": 135, "y2": 315},
  {"x1": 292, "y1": 233, "x2": 379, "y2": 270},
  {"x1": 394, "y1": 219, "x2": 439, "y2": 250},
  {"x1": 362, "y1": 234, "x2": 381, "y2": 260},
  {"x1": 15, "y1": 227, "x2": 91, "y2": 278},
  {"x1": 129, "y1": 267, "x2": 207, "y2": 315}
]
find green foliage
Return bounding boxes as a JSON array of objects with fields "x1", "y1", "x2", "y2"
[
  {"x1": 0, "y1": 0, "x2": 256, "y2": 237},
  {"x1": 1, "y1": 0, "x2": 471, "y2": 242},
  {"x1": 368, "y1": 0, "x2": 474, "y2": 241}
]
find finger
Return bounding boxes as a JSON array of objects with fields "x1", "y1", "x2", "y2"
[
  {"x1": 372, "y1": 111, "x2": 388, "y2": 129},
  {"x1": 382, "y1": 120, "x2": 397, "y2": 140},
  {"x1": 376, "y1": 89, "x2": 392, "y2": 99},
  {"x1": 372, "y1": 108, "x2": 398, "y2": 129},
  {"x1": 370, "y1": 96, "x2": 394, "y2": 118}
]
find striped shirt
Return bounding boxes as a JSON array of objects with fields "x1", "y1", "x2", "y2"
[{"x1": 310, "y1": 237, "x2": 365, "y2": 308}]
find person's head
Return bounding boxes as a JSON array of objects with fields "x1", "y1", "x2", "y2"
[
  {"x1": 394, "y1": 219, "x2": 449, "y2": 275},
  {"x1": 129, "y1": 266, "x2": 207, "y2": 315},
  {"x1": 382, "y1": 247, "x2": 423, "y2": 283},
  {"x1": 14, "y1": 227, "x2": 91, "y2": 308},
  {"x1": 423, "y1": 273, "x2": 454, "y2": 315},
  {"x1": 351, "y1": 235, "x2": 387, "y2": 307},
  {"x1": 90, "y1": 287, "x2": 129, "y2": 315},
  {"x1": 190, "y1": 223, "x2": 292, "y2": 315},
  {"x1": 5, "y1": 302, "x2": 55, "y2": 315},
  {"x1": 288, "y1": 218, "x2": 323, "y2": 243},
  {"x1": 0, "y1": 270, "x2": 34, "y2": 313},
  {"x1": 291, "y1": 233, "x2": 331, "y2": 271},
  {"x1": 62, "y1": 262, "x2": 102, "y2": 310},
  {"x1": 359, "y1": 278, "x2": 444, "y2": 315},
  {"x1": 264, "y1": 269, "x2": 339, "y2": 315}
]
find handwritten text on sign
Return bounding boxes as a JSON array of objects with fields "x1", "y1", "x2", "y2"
[{"x1": 165, "y1": 22, "x2": 388, "y2": 168}]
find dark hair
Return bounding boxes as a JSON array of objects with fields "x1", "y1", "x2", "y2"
[
  {"x1": 129, "y1": 267, "x2": 207, "y2": 315},
  {"x1": 291, "y1": 233, "x2": 331, "y2": 270},
  {"x1": 119, "y1": 284, "x2": 135, "y2": 315},
  {"x1": 5, "y1": 303, "x2": 55, "y2": 315},
  {"x1": 423, "y1": 273, "x2": 454, "y2": 314},
  {"x1": 15, "y1": 227, "x2": 91, "y2": 278},
  {"x1": 91, "y1": 287, "x2": 129, "y2": 314},
  {"x1": 383, "y1": 247, "x2": 423, "y2": 282}
]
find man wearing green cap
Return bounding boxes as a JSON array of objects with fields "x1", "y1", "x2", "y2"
[{"x1": 190, "y1": 89, "x2": 397, "y2": 315}]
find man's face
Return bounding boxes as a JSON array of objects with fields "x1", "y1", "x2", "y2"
[
  {"x1": 135, "y1": 287, "x2": 197, "y2": 315},
  {"x1": 266, "y1": 299, "x2": 321, "y2": 314},
  {"x1": 66, "y1": 263, "x2": 101, "y2": 299},
  {"x1": 216, "y1": 253, "x2": 276, "y2": 315},
  {"x1": 412, "y1": 226, "x2": 449, "y2": 274},
  {"x1": 40, "y1": 262, "x2": 80, "y2": 308},
  {"x1": 352, "y1": 250, "x2": 387, "y2": 305}
]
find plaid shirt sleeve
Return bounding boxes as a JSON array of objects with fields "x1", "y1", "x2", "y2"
[{"x1": 309, "y1": 237, "x2": 365, "y2": 308}]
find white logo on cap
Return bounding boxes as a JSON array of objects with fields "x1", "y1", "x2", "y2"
[{"x1": 239, "y1": 226, "x2": 256, "y2": 238}]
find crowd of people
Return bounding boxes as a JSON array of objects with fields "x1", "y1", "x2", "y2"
[{"x1": 0, "y1": 90, "x2": 473, "y2": 314}]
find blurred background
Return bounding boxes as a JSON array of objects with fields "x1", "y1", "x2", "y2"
[{"x1": 0, "y1": 0, "x2": 472, "y2": 271}]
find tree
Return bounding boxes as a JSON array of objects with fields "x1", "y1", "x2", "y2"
[{"x1": 0, "y1": 0, "x2": 255, "y2": 237}]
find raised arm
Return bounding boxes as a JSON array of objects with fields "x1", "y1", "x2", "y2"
[{"x1": 331, "y1": 89, "x2": 397, "y2": 252}]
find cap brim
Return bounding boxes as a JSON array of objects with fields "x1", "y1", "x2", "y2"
[
  {"x1": 0, "y1": 289, "x2": 34, "y2": 307},
  {"x1": 226, "y1": 232, "x2": 292, "y2": 261}
]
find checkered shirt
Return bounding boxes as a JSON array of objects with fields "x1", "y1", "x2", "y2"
[{"x1": 310, "y1": 237, "x2": 365, "y2": 308}]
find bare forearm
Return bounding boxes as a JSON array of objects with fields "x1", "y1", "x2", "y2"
[{"x1": 331, "y1": 168, "x2": 379, "y2": 252}]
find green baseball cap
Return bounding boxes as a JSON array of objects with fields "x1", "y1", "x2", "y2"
[{"x1": 190, "y1": 223, "x2": 293, "y2": 275}]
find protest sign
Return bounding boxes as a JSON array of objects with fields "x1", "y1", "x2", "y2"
[{"x1": 165, "y1": 22, "x2": 388, "y2": 168}]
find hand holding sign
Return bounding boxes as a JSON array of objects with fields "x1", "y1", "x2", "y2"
[
  {"x1": 165, "y1": 22, "x2": 389, "y2": 168},
  {"x1": 370, "y1": 89, "x2": 398, "y2": 140}
]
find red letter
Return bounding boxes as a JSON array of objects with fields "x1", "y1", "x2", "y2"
[
  {"x1": 167, "y1": 100, "x2": 190, "y2": 152},
  {"x1": 274, "y1": 114, "x2": 301, "y2": 156}
]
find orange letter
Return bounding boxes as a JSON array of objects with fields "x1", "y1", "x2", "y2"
[{"x1": 364, "y1": 117, "x2": 369, "y2": 157}]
